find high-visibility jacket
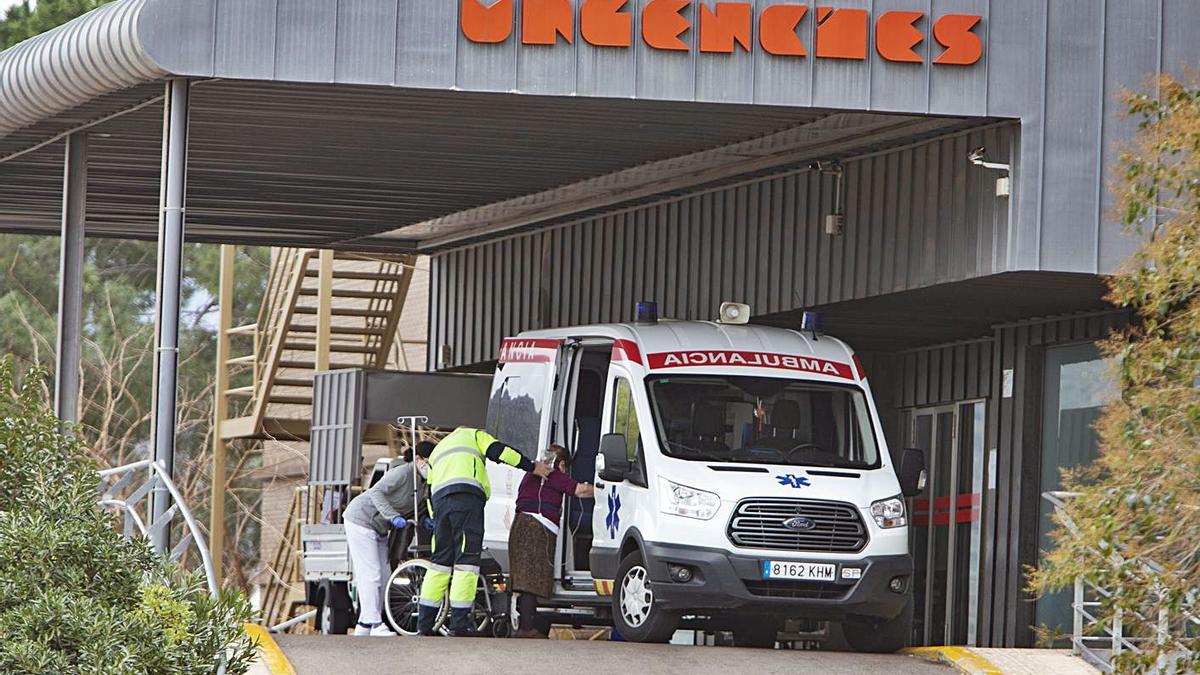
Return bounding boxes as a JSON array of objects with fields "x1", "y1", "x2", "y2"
[{"x1": 427, "y1": 427, "x2": 532, "y2": 500}]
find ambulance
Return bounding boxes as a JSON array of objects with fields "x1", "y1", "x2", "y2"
[{"x1": 482, "y1": 302, "x2": 926, "y2": 651}]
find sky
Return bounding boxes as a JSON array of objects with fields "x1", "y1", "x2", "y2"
[{"x1": 0, "y1": 0, "x2": 25, "y2": 13}]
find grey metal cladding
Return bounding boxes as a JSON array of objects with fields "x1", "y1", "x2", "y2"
[
  {"x1": 212, "y1": 0, "x2": 274, "y2": 80},
  {"x1": 275, "y1": 0, "x2": 337, "y2": 83},
  {"x1": 429, "y1": 124, "x2": 1017, "y2": 369},
  {"x1": 335, "y1": 0, "x2": 398, "y2": 85},
  {"x1": 0, "y1": 0, "x2": 164, "y2": 138},
  {"x1": 0, "y1": 0, "x2": 1193, "y2": 278},
  {"x1": 1040, "y1": 0, "x2": 1105, "y2": 273},
  {"x1": 309, "y1": 369, "x2": 365, "y2": 486}
]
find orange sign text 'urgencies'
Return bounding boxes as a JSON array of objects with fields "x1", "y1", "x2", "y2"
[{"x1": 461, "y1": 0, "x2": 982, "y2": 65}]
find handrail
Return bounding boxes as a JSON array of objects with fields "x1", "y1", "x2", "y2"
[
  {"x1": 1043, "y1": 491, "x2": 1195, "y2": 674},
  {"x1": 250, "y1": 249, "x2": 316, "y2": 430},
  {"x1": 98, "y1": 459, "x2": 218, "y2": 597}
]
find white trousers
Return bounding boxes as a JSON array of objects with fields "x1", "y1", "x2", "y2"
[{"x1": 345, "y1": 521, "x2": 390, "y2": 625}]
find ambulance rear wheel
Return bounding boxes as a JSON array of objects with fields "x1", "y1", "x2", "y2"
[{"x1": 612, "y1": 551, "x2": 678, "y2": 643}]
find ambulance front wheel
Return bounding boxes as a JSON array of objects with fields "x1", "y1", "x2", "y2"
[{"x1": 612, "y1": 551, "x2": 679, "y2": 643}]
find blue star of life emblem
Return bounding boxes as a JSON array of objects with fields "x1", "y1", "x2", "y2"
[
  {"x1": 606, "y1": 489, "x2": 621, "y2": 538},
  {"x1": 776, "y1": 474, "x2": 811, "y2": 489}
]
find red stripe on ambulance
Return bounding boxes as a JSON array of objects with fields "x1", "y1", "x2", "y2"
[
  {"x1": 497, "y1": 338, "x2": 561, "y2": 363},
  {"x1": 611, "y1": 338, "x2": 644, "y2": 365},
  {"x1": 646, "y1": 350, "x2": 854, "y2": 379}
]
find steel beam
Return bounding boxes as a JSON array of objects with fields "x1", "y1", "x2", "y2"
[
  {"x1": 150, "y1": 79, "x2": 190, "y2": 554},
  {"x1": 209, "y1": 244, "x2": 235, "y2": 586},
  {"x1": 55, "y1": 133, "x2": 87, "y2": 423},
  {"x1": 315, "y1": 249, "x2": 334, "y2": 372}
]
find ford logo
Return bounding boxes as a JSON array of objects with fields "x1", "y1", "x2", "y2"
[{"x1": 783, "y1": 516, "x2": 816, "y2": 531}]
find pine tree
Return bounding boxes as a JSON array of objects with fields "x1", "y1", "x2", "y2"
[{"x1": 1032, "y1": 76, "x2": 1200, "y2": 673}]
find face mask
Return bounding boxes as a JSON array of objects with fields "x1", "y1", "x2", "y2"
[{"x1": 416, "y1": 461, "x2": 430, "y2": 479}]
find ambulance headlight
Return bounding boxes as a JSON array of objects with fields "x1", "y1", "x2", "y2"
[
  {"x1": 659, "y1": 478, "x2": 721, "y2": 520},
  {"x1": 870, "y1": 495, "x2": 907, "y2": 529}
]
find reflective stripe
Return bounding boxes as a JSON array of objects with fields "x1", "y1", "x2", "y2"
[
  {"x1": 432, "y1": 477, "x2": 485, "y2": 494},
  {"x1": 428, "y1": 563, "x2": 452, "y2": 574},
  {"x1": 499, "y1": 446, "x2": 525, "y2": 468},
  {"x1": 430, "y1": 445, "x2": 481, "y2": 466},
  {"x1": 418, "y1": 597, "x2": 444, "y2": 608},
  {"x1": 449, "y1": 599, "x2": 475, "y2": 609},
  {"x1": 453, "y1": 564, "x2": 480, "y2": 575}
]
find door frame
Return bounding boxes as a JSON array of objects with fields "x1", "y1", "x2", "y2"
[{"x1": 904, "y1": 398, "x2": 986, "y2": 646}]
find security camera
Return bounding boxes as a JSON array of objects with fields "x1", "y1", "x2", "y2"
[{"x1": 967, "y1": 146, "x2": 1009, "y2": 172}]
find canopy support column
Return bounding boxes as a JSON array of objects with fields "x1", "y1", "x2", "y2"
[
  {"x1": 210, "y1": 244, "x2": 235, "y2": 586},
  {"x1": 150, "y1": 78, "x2": 191, "y2": 554},
  {"x1": 55, "y1": 133, "x2": 87, "y2": 424}
]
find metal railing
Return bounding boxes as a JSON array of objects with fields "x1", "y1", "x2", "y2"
[
  {"x1": 1043, "y1": 491, "x2": 1198, "y2": 674},
  {"x1": 97, "y1": 459, "x2": 218, "y2": 597}
]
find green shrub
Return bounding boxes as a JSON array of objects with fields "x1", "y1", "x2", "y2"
[{"x1": 0, "y1": 356, "x2": 257, "y2": 674}]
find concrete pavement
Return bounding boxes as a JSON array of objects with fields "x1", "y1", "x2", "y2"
[{"x1": 272, "y1": 635, "x2": 952, "y2": 674}]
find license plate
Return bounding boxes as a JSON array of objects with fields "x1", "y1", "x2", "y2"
[{"x1": 761, "y1": 560, "x2": 837, "y2": 581}]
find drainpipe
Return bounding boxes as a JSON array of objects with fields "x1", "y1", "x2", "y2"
[{"x1": 150, "y1": 78, "x2": 191, "y2": 554}]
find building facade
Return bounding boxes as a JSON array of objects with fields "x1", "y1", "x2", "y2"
[{"x1": 2, "y1": 0, "x2": 1196, "y2": 649}]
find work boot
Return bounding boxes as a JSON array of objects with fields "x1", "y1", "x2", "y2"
[
  {"x1": 445, "y1": 608, "x2": 484, "y2": 637},
  {"x1": 416, "y1": 604, "x2": 440, "y2": 636}
]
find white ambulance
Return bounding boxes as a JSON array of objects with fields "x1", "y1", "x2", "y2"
[{"x1": 482, "y1": 304, "x2": 925, "y2": 651}]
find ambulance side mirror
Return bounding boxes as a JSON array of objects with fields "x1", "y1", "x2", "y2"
[
  {"x1": 598, "y1": 434, "x2": 631, "y2": 482},
  {"x1": 899, "y1": 448, "x2": 927, "y2": 497}
]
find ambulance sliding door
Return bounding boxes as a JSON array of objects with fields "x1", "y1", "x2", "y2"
[{"x1": 482, "y1": 337, "x2": 565, "y2": 565}]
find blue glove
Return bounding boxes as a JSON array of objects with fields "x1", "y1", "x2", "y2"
[
  {"x1": 390, "y1": 516, "x2": 409, "y2": 529},
  {"x1": 421, "y1": 517, "x2": 435, "y2": 531}
]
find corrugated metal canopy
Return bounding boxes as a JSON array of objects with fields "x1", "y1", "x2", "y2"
[{"x1": 0, "y1": 76, "x2": 970, "y2": 249}]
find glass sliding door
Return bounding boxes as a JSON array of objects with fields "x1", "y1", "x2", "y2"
[
  {"x1": 1035, "y1": 343, "x2": 1117, "y2": 638},
  {"x1": 906, "y1": 401, "x2": 986, "y2": 646}
]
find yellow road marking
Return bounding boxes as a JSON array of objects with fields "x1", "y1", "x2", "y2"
[
  {"x1": 903, "y1": 646, "x2": 1005, "y2": 674},
  {"x1": 245, "y1": 623, "x2": 298, "y2": 675}
]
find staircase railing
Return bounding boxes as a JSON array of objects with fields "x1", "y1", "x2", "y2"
[
  {"x1": 249, "y1": 248, "x2": 317, "y2": 430},
  {"x1": 1043, "y1": 491, "x2": 1198, "y2": 674},
  {"x1": 97, "y1": 459, "x2": 219, "y2": 596},
  {"x1": 261, "y1": 486, "x2": 312, "y2": 630}
]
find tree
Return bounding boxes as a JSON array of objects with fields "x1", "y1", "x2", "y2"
[
  {"x1": 0, "y1": 358, "x2": 257, "y2": 674},
  {"x1": 1032, "y1": 76, "x2": 1200, "y2": 673},
  {"x1": 1, "y1": 2, "x2": 275, "y2": 591},
  {"x1": 1, "y1": 0, "x2": 112, "y2": 50}
]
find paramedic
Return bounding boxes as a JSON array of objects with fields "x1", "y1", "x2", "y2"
[
  {"x1": 508, "y1": 444, "x2": 594, "y2": 637},
  {"x1": 418, "y1": 427, "x2": 551, "y2": 636},
  {"x1": 343, "y1": 440, "x2": 435, "y2": 636}
]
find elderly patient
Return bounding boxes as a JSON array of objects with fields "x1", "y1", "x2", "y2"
[{"x1": 508, "y1": 444, "x2": 594, "y2": 638}]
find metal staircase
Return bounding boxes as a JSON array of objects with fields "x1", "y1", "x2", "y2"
[
  {"x1": 215, "y1": 247, "x2": 417, "y2": 442},
  {"x1": 209, "y1": 245, "x2": 420, "y2": 587}
]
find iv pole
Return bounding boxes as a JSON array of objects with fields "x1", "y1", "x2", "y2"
[{"x1": 396, "y1": 415, "x2": 429, "y2": 554}]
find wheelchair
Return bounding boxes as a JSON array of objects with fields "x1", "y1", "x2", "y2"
[{"x1": 384, "y1": 547, "x2": 512, "y2": 637}]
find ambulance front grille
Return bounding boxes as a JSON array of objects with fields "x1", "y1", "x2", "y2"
[{"x1": 726, "y1": 498, "x2": 867, "y2": 553}]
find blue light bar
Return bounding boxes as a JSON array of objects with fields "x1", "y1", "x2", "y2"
[
  {"x1": 801, "y1": 311, "x2": 823, "y2": 337},
  {"x1": 636, "y1": 301, "x2": 658, "y2": 324}
]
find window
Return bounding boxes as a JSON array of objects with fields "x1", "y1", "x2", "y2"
[
  {"x1": 611, "y1": 378, "x2": 641, "y2": 461},
  {"x1": 646, "y1": 375, "x2": 880, "y2": 469},
  {"x1": 485, "y1": 375, "x2": 543, "y2": 460}
]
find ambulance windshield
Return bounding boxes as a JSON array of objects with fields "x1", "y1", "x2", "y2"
[{"x1": 646, "y1": 375, "x2": 880, "y2": 469}]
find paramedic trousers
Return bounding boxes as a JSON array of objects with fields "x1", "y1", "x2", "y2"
[
  {"x1": 418, "y1": 491, "x2": 485, "y2": 633},
  {"x1": 344, "y1": 521, "x2": 389, "y2": 626}
]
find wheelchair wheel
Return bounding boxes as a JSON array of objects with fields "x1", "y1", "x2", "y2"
[
  {"x1": 385, "y1": 559, "x2": 445, "y2": 635},
  {"x1": 385, "y1": 559, "x2": 492, "y2": 635}
]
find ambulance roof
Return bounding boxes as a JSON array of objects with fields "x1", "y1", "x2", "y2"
[{"x1": 518, "y1": 320, "x2": 857, "y2": 375}]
